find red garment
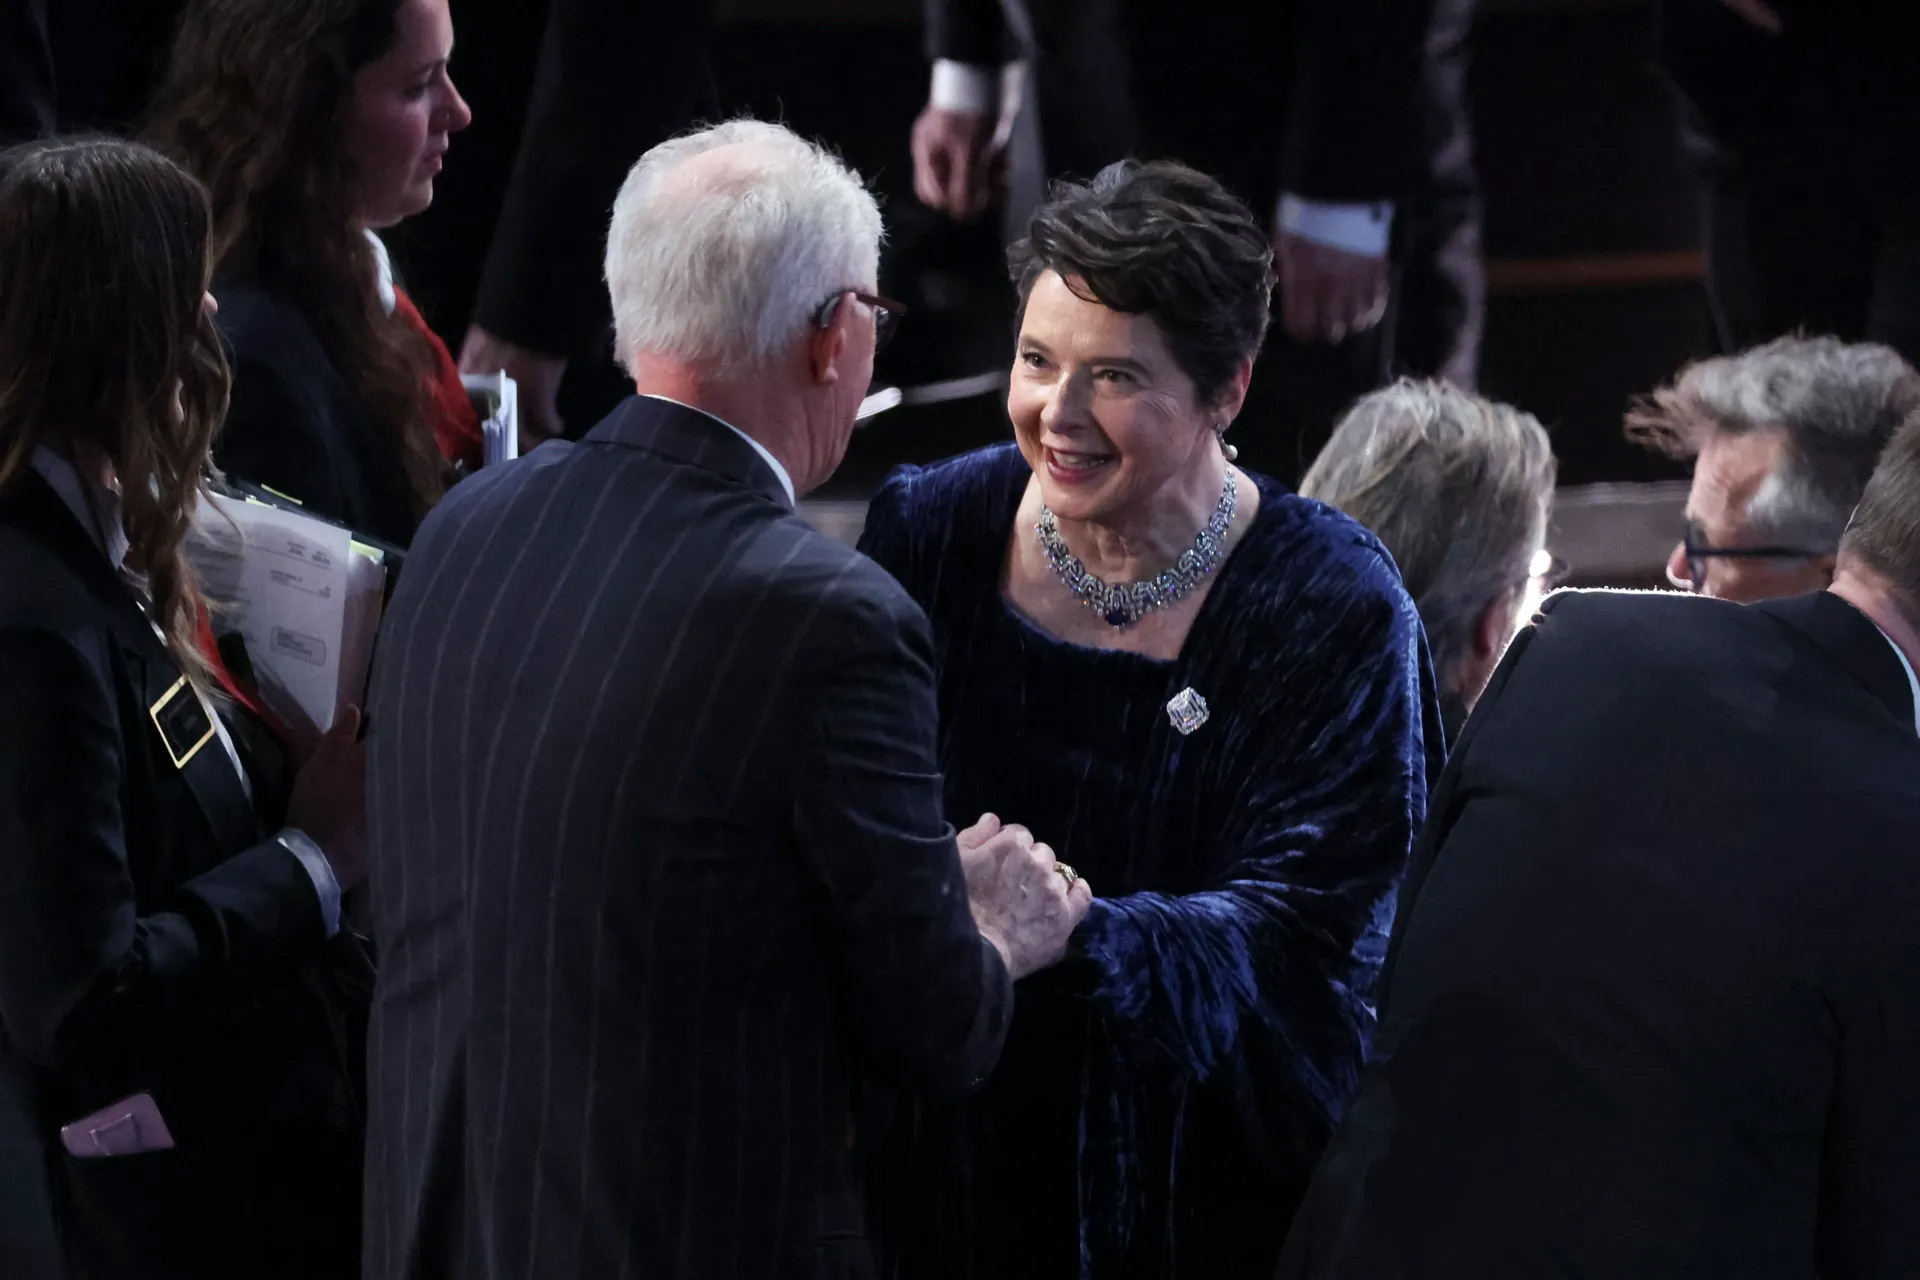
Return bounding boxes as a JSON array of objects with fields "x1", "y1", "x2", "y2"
[{"x1": 394, "y1": 286, "x2": 483, "y2": 470}]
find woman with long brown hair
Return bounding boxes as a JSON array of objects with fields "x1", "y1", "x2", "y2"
[
  {"x1": 146, "y1": 0, "x2": 476, "y2": 547},
  {"x1": 0, "y1": 137, "x2": 367, "y2": 1279}
]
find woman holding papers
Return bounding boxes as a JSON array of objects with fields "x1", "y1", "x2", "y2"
[
  {"x1": 0, "y1": 138, "x2": 368, "y2": 1278},
  {"x1": 147, "y1": 0, "x2": 481, "y2": 547}
]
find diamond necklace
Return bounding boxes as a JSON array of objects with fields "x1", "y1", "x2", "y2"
[{"x1": 1036, "y1": 471, "x2": 1237, "y2": 629}]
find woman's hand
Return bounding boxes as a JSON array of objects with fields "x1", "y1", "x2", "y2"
[{"x1": 286, "y1": 705, "x2": 367, "y2": 891}]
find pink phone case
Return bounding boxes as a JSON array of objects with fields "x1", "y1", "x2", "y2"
[{"x1": 59, "y1": 1093, "x2": 175, "y2": 1158}]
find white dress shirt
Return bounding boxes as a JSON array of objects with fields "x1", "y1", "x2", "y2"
[
  {"x1": 28, "y1": 447, "x2": 343, "y2": 934},
  {"x1": 638, "y1": 394, "x2": 796, "y2": 507},
  {"x1": 1873, "y1": 623, "x2": 1920, "y2": 735},
  {"x1": 929, "y1": 60, "x2": 1394, "y2": 258}
]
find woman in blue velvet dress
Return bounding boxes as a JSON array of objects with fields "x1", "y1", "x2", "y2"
[{"x1": 857, "y1": 161, "x2": 1444, "y2": 1278}]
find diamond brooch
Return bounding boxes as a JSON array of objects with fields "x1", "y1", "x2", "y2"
[{"x1": 1165, "y1": 687, "x2": 1210, "y2": 736}]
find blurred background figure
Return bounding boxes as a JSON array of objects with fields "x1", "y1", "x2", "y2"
[
  {"x1": 1302, "y1": 378, "x2": 1558, "y2": 740},
  {"x1": 1, "y1": 0, "x2": 712, "y2": 456},
  {"x1": 1659, "y1": 0, "x2": 1920, "y2": 367},
  {"x1": 1627, "y1": 334, "x2": 1920, "y2": 602},
  {"x1": 901, "y1": 0, "x2": 1485, "y2": 478},
  {"x1": 148, "y1": 0, "x2": 479, "y2": 550}
]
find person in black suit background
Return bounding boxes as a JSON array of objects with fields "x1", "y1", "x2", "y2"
[
  {"x1": 362, "y1": 119, "x2": 1091, "y2": 1279},
  {"x1": 1276, "y1": 412, "x2": 1920, "y2": 1277},
  {"x1": 907, "y1": 0, "x2": 1482, "y2": 475},
  {"x1": 0, "y1": 138, "x2": 368, "y2": 1279},
  {"x1": 1660, "y1": 0, "x2": 1920, "y2": 366}
]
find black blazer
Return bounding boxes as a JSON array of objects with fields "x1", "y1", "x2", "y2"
[
  {"x1": 923, "y1": 0, "x2": 1439, "y2": 205},
  {"x1": 214, "y1": 282, "x2": 422, "y2": 547},
  {"x1": 1277, "y1": 588, "x2": 1920, "y2": 1280},
  {"x1": 0, "y1": 469, "x2": 363, "y2": 1279},
  {"x1": 362, "y1": 396, "x2": 1014, "y2": 1279}
]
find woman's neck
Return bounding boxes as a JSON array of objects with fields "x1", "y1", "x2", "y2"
[{"x1": 1053, "y1": 445, "x2": 1231, "y2": 584}]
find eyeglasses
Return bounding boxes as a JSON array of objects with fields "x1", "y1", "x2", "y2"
[
  {"x1": 813, "y1": 290, "x2": 908, "y2": 354},
  {"x1": 1666, "y1": 531, "x2": 1825, "y2": 593}
]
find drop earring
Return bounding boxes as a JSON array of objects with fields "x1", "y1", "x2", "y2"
[{"x1": 1215, "y1": 422, "x2": 1238, "y2": 463}]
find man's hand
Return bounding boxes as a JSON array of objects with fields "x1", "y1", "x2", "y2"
[
  {"x1": 958, "y1": 818, "x2": 1092, "y2": 980},
  {"x1": 1716, "y1": 0, "x2": 1781, "y2": 33},
  {"x1": 459, "y1": 326, "x2": 567, "y2": 454},
  {"x1": 911, "y1": 106, "x2": 1001, "y2": 221},
  {"x1": 1275, "y1": 230, "x2": 1390, "y2": 346}
]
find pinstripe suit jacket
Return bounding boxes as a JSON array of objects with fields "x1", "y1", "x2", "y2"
[{"x1": 361, "y1": 395, "x2": 1014, "y2": 1279}]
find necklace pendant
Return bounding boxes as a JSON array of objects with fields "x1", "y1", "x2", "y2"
[{"x1": 1104, "y1": 606, "x2": 1131, "y2": 628}]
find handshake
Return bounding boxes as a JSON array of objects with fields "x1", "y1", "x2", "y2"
[{"x1": 957, "y1": 814, "x2": 1093, "y2": 981}]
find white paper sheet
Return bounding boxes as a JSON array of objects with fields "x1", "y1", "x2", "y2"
[
  {"x1": 463, "y1": 370, "x2": 520, "y2": 467},
  {"x1": 186, "y1": 493, "x2": 386, "y2": 745}
]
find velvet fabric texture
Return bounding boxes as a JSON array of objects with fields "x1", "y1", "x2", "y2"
[{"x1": 855, "y1": 444, "x2": 1444, "y2": 1278}]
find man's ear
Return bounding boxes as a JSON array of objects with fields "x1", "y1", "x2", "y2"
[{"x1": 807, "y1": 297, "x2": 850, "y2": 388}]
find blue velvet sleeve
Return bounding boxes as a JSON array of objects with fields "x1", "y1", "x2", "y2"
[{"x1": 1072, "y1": 549, "x2": 1436, "y2": 1165}]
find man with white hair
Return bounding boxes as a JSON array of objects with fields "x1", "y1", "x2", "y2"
[
  {"x1": 359, "y1": 119, "x2": 1090, "y2": 1279},
  {"x1": 1628, "y1": 334, "x2": 1920, "y2": 602}
]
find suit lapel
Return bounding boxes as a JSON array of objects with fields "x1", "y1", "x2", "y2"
[
  {"x1": 1, "y1": 471, "x2": 260, "y2": 856},
  {"x1": 1755, "y1": 591, "x2": 1917, "y2": 733}
]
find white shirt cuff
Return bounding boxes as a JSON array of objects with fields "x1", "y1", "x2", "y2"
[
  {"x1": 278, "y1": 828, "x2": 342, "y2": 938},
  {"x1": 930, "y1": 60, "x2": 999, "y2": 116},
  {"x1": 1277, "y1": 195, "x2": 1395, "y2": 259}
]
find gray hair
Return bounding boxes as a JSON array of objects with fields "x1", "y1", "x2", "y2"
[
  {"x1": 1301, "y1": 379, "x2": 1556, "y2": 689},
  {"x1": 1841, "y1": 407, "x2": 1920, "y2": 627},
  {"x1": 1626, "y1": 335, "x2": 1920, "y2": 549},
  {"x1": 604, "y1": 119, "x2": 882, "y2": 376}
]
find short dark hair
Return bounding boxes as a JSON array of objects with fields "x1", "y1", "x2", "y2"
[
  {"x1": 1009, "y1": 160, "x2": 1275, "y2": 405},
  {"x1": 1840, "y1": 407, "x2": 1920, "y2": 627}
]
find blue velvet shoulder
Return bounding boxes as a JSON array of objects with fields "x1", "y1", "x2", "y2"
[{"x1": 857, "y1": 443, "x2": 1025, "y2": 607}]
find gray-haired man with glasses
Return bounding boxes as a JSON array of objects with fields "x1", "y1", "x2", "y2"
[{"x1": 1628, "y1": 334, "x2": 1920, "y2": 602}]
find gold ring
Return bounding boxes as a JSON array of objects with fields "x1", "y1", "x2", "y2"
[{"x1": 1055, "y1": 863, "x2": 1079, "y2": 888}]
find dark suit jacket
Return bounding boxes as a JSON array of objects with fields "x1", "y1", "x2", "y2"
[
  {"x1": 0, "y1": 469, "x2": 362, "y2": 1279},
  {"x1": 1277, "y1": 588, "x2": 1920, "y2": 1279},
  {"x1": 213, "y1": 283, "x2": 422, "y2": 548},
  {"x1": 924, "y1": 0, "x2": 1437, "y2": 206},
  {"x1": 362, "y1": 395, "x2": 1015, "y2": 1279}
]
